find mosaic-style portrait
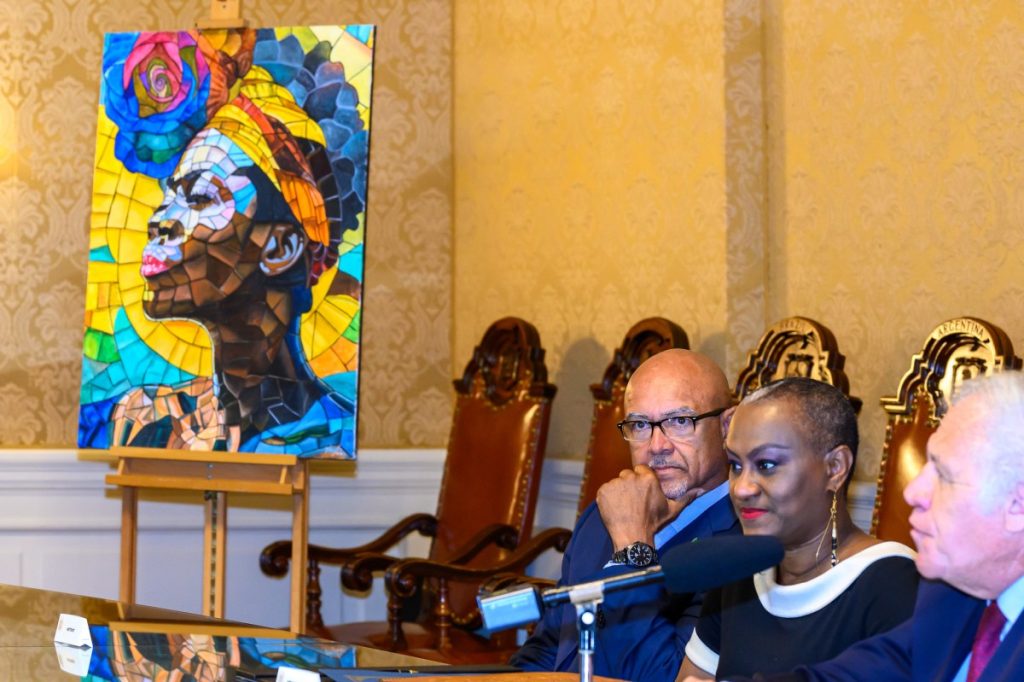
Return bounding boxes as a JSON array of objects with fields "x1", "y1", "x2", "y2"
[{"x1": 78, "y1": 26, "x2": 374, "y2": 458}]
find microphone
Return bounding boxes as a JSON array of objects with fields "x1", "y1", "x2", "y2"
[
  {"x1": 662, "y1": 534, "x2": 783, "y2": 593},
  {"x1": 478, "y1": 534, "x2": 783, "y2": 632}
]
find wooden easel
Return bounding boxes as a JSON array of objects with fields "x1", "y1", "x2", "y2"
[
  {"x1": 196, "y1": 0, "x2": 247, "y2": 30},
  {"x1": 107, "y1": 447, "x2": 310, "y2": 634}
]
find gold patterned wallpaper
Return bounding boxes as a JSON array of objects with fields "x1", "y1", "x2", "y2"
[
  {"x1": 0, "y1": 0, "x2": 454, "y2": 448},
  {"x1": 454, "y1": 0, "x2": 1024, "y2": 481},
  {"x1": 3, "y1": 0, "x2": 1024, "y2": 487},
  {"x1": 763, "y1": 0, "x2": 1024, "y2": 479},
  {"x1": 453, "y1": 0, "x2": 764, "y2": 460}
]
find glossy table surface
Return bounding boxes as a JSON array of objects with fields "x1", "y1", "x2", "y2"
[{"x1": 0, "y1": 583, "x2": 435, "y2": 680}]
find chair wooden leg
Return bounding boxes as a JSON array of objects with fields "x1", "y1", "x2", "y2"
[
  {"x1": 387, "y1": 591, "x2": 407, "y2": 649},
  {"x1": 307, "y1": 558, "x2": 324, "y2": 631},
  {"x1": 435, "y1": 578, "x2": 452, "y2": 651}
]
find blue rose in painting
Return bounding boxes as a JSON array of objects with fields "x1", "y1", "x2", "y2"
[{"x1": 102, "y1": 31, "x2": 212, "y2": 177}]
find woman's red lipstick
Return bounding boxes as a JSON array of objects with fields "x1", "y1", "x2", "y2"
[{"x1": 740, "y1": 508, "x2": 766, "y2": 520}]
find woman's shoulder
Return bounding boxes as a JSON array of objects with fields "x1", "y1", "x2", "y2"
[
  {"x1": 842, "y1": 529, "x2": 914, "y2": 558},
  {"x1": 846, "y1": 539, "x2": 916, "y2": 564},
  {"x1": 846, "y1": 542, "x2": 919, "y2": 587},
  {"x1": 834, "y1": 540, "x2": 918, "y2": 590},
  {"x1": 753, "y1": 541, "x2": 916, "y2": 618},
  {"x1": 842, "y1": 543, "x2": 920, "y2": 633}
]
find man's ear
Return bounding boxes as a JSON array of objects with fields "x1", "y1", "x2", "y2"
[
  {"x1": 720, "y1": 405, "x2": 737, "y2": 441},
  {"x1": 259, "y1": 223, "x2": 306, "y2": 276},
  {"x1": 1004, "y1": 482, "x2": 1024, "y2": 533},
  {"x1": 824, "y1": 444, "x2": 854, "y2": 493}
]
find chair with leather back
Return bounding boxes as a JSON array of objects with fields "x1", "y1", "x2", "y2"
[
  {"x1": 872, "y1": 317, "x2": 1021, "y2": 545},
  {"x1": 734, "y1": 315, "x2": 861, "y2": 410},
  {"x1": 259, "y1": 316, "x2": 556, "y2": 652},
  {"x1": 576, "y1": 317, "x2": 690, "y2": 514},
  {"x1": 382, "y1": 317, "x2": 689, "y2": 662}
]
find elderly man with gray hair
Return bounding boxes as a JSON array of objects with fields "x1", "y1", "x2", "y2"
[{"x1": 738, "y1": 371, "x2": 1024, "y2": 682}]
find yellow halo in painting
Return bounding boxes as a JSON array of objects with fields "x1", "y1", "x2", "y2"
[{"x1": 92, "y1": 116, "x2": 214, "y2": 378}]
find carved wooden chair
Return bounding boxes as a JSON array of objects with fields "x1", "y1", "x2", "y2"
[
  {"x1": 259, "y1": 316, "x2": 556, "y2": 654},
  {"x1": 576, "y1": 317, "x2": 690, "y2": 514},
  {"x1": 382, "y1": 317, "x2": 689, "y2": 662},
  {"x1": 872, "y1": 317, "x2": 1021, "y2": 545},
  {"x1": 734, "y1": 316, "x2": 861, "y2": 410}
]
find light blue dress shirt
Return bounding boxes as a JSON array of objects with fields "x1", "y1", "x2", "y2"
[{"x1": 653, "y1": 480, "x2": 731, "y2": 550}]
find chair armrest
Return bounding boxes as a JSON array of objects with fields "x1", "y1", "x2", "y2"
[
  {"x1": 443, "y1": 522, "x2": 521, "y2": 565},
  {"x1": 491, "y1": 525, "x2": 572, "y2": 571},
  {"x1": 479, "y1": 571, "x2": 557, "y2": 594},
  {"x1": 259, "y1": 512, "x2": 438, "y2": 578},
  {"x1": 385, "y1": 526, "x2": 572, "y2": 596},
  {"x1": 340, "y1": 551, "x2": 406, "y2": 591},
  {"x1": 341, "y1": 523, "x2": 519, "y2": 592},
  {"x1": 338, "y1": 519, "x2": 517, "y2": 591}
]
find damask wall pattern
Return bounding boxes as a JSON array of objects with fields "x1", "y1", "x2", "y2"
[
  {"x1": 724, "y1": 0, "x2": 768, "y2": 379},
  {"x1": 455, "y1": 0, "x2": 1024, "y2": 477},
  {"x1": 764, "y1": 0, "x2": 1024, "y2": 479},
  {"x1": 3, "y1": 0, "x2": 1024, "y2": 478},
  {"x1": 0, "y1": 0, "x2": 453, "y2": 448},
  {"x1": 453, "y1": 0, "x2": 741, "y2": 460}
]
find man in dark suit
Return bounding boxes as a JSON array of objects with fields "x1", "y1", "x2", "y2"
[
  {"x1": 511, "y1": 349, "x2": 740, "y2": 681},
  {"x1": 729, "y1": 372, "x2": 1024, "y2": 682}
]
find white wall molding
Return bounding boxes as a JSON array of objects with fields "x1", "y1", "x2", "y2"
[
  {"x1": 848, "y1": 480, "x2": 878, "y2": 533},
  {"x1": 533, "y1": 456, "x2": 583, "y2": 530},
  {"x1": 0, "y1": 449, "x2": 448, "y2": 532},
  {"x1": 0, "y1": 448, "x2": 448, "y2": 626}
]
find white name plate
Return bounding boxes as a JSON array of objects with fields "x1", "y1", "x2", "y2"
[
  {"x1": 275, "y1": 666, "x2": 321, "y2": 682},
  {"x1": 53, "y1": 613, "x2": 92, "y2": 649}
]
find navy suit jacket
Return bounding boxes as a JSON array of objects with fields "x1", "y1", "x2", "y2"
[
  {"x1": 743, "y1": 579, "x2": 1024, "y2": 682},
  {"x1": 511, "y1": 494, "x2": 739, "y2": 682}
]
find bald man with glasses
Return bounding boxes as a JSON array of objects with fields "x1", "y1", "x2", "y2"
[{"x1": 511, "y1": 349, "x2": 740, "y2": 682}]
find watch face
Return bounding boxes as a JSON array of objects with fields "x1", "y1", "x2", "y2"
[{"x1": 627, "y1": 542, "x2": 655, "y2": 567}]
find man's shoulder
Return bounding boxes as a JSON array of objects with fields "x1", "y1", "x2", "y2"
[
  {"x1": 703, "y1": 491, "x2": 741, "y2": 535},
  {"x1": 573, "y1": 500, "x2": 609, "y2": 536},
  {"x1": 914, "y1": 577, "x2": 982, "y2": 613},
  {"x1": 683, "y1": 491, "x2": 740, "y2": 542}
]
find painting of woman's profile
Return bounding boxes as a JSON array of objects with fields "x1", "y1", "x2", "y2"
[{"x1": 78, "y1": 25, "x2": 374, "y2": 459}]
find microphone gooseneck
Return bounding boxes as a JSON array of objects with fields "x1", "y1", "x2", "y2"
[{"x1": 477, "y1": 534, "x2": 784, "y2": 633}]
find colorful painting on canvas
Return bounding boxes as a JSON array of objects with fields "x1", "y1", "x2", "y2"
[{"x1": 78, "y1": 26, "x2": 374, "y2": 459}]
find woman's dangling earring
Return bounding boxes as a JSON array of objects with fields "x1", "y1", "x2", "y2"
[{"x1": 830, "y1": 490, "x2": 839, "y2": 567}]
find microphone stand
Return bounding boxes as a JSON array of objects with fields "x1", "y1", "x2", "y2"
[
  {"x1": 566, "y1": 581, "x2": 607, "y2": 682},
  {"x1": 477, "y1": 564, "x2": 664, "y2": 682},
  {"x1": 540, "y1": 566, "x2": 662, "y2": 682},
  {"x1": 479, "y1": 536, "x2": 784, "y2": 682}
]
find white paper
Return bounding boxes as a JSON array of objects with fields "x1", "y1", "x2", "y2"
[
  {"x1": 275, "y1": 666, "x2": 321, "y2": 682},
  {"x1": 53, "y1": 613, "x2": 92, "y2": 649}
]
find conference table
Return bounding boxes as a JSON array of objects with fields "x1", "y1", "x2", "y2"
[
  {"x1": 0, "y1": 583, "x2": 611, "y2": 681},
  {"x1": 0, "y1": 582, "x2": 450, "y2": 680}
]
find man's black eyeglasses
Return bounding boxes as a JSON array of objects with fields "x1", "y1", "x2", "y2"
[{"x1": 617, "y1": 407, "x2": 727, "y2": 442}]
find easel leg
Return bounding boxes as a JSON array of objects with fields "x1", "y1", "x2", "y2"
[
  {"x1": 202, "y1": 491, "x2": 228, "y2": 618},
  {"x1": 119, "y1": 486, "x2": 138, "y2": 604},
  {"x1": 290, "y1": 467, "x2": 309, "y2": 634}
]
